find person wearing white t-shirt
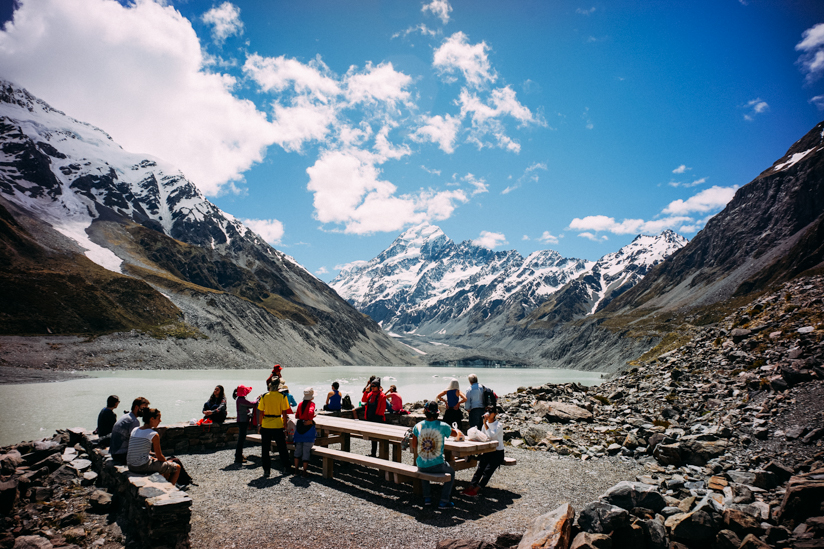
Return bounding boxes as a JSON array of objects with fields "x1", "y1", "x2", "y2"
[{"x1": 461, "y1": 407, "x2": 504, "y2": 498}]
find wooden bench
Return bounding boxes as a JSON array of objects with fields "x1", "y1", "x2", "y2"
[{"x1": 310, "y1": 446, "x2": 450, "y2": 494}]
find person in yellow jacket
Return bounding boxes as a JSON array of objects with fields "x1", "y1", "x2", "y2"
[{"x1": 257, "y1": 378, "x2": 293, "y2": 477}]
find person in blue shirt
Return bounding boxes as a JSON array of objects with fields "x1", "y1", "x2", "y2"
[
  {"x1": 280, "y1": 384, "x2": 298, "y2": 408},
  {"x1": 411, "y1": 401, "x2": 459, "y2": 508},
  {"x1": 436, "y1": 378, "x2": 466, "y2": 431},
  {"x1": 109, "y1": 396, "x2": 150, "y2": 465},
  {"x1": 324, "y1": 381, "x2": 342, "y2": 412},
  {"x1": 465, "y1": 374, "x2": 485, "y2": 430}
]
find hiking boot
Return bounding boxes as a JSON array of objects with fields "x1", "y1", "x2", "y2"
[
  {"x1": 262, "y1": 469, "x2": 270, "y2": 478},
  {"x1": 461, "y1": 486, "x2": 479, "y2": 497},
  {"x1": 438, "y1": 501, "x2": 455, "y2": 509},
  {"x1": 423, "y1": 497, "x2": 432, "y2": 506}
]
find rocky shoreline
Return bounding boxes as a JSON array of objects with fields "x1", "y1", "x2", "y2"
[{"x1": 0, "y1": 276, "x2": 822, "y2": 548}]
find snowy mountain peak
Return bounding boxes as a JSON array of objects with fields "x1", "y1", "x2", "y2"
[{"x1": 330, "y1": 226, "x2": 686, "y2": 335}]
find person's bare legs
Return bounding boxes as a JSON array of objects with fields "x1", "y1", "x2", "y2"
[{"x1": 168, "y1": 463, "x2": 181, "y2": 485}]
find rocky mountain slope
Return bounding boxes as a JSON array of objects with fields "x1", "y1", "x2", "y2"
[
  {"x1": 330, "y1": 224, "x2": 685, "y2": 337},
  {"x1": 0, "y1": 80, "x2": 416, "y2": 369}
]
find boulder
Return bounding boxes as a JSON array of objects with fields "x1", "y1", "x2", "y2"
[
  {"x1": 532, "y1": 401, "x2": 593, "y2": 423},
  {"x1": 523, "y1": 426, "x2": 550, "y2": 446},
  {"x1": 737, "y1": 534, "x2": 771, "y2": 549},
  {"x1": 569, "y1": 533, "x2": 611, "y2": 549},
  {"x1": 611, "y1": 520, "x2": 645, "y2": 548},
  {"x1": 678, "y1": 436, "x2": 728, "y2": 466},
  {"x1": 652, "y1": 443, "x2": 681, "y2": 466},
  {"x1": 713, "y1": 529, "x2": 742, "y2": 549},
  {"x1": 89, "y1": 490, "x2": 112, "y2": 513},
  {"x1": 778, "y1": 471, "x2": 824, "y2": 523},
  {"x1": 494, "y1": 533, "x2": 523, "y2": 548},
  {"x1": 11, "y1": 537, "x2": 53, "y2": 549},
  {"x1": 30, "y1": 453, "x2": 62, "y2": 473},
  {"x1": 0, "y1": 451, "x2": 23, "y2": 475},
  {"x1": 602, "y1": 482, "x2": 666, "y2": 513},
  {"x1": 665, "y1": 510, "x2": 717, "y2": 542},
  {"x1": 0, "y1": 479, "x2": 18, "y2": 515},
  {"x1": 577, "y1": 501, "x2": 629, "y2": 534},
  {"x1": 721, "y1": 509, "x2": 761, "y2": 537},
  {"x1": 48, "y1": 465, "x2": 78, "y2": 485},
  {"x1": 802, "y1": 428, "x2": 824, "y2": 445},
  {"x1": 640, "y1": 518, "x2": 668, "y2": 549},
  {"x1": 518, "y1": 503, "x2": 575, "y2": 549}
]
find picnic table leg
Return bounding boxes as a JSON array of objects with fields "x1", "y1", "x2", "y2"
[
  {"x1": 379, "y1": 440, "x2": 389, "y2": 460},
  {"x1": 322, "y1": 455, "x2": 334, "y2": 479},
  {"x1": 413, "y1": 479, "x2": 422, "y2": 495},
  {"x1": 341, "y1": 433, "x2": 350, "y2": 452}
]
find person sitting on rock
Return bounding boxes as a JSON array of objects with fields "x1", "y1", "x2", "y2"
[
  {"x1": 95, "y1": 394, "x2": 119, "y2": 447},
  {"x1": 410, "y1": 401, "x2": 458, "y2": 508},
  {"x1": 279, "y1": 384, "x2": 298, "y2": 408},
  {"x1": 126, "y1": 407, "x2": 180, "y2": 484},
  {"x1": 461, "y1": 406, "x2": 505, "y2": 498},
  {"x1": 324, "y1": 381, "x2": 342, "y2": 412},
  {"x1": 202, "y1": 385, "x2": 227, "y2": 423},
  {"x1": 386, "y1": 385, "x2": 403, "y2": 414},
  {"x1": 110, "y1": 396, "x2": 150, "y2": 465}
]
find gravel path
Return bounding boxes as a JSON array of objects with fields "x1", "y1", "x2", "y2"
[{"x1": 184, "y1": 438, "x2": 644, "y2": 549}]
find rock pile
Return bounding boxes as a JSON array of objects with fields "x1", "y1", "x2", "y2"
[
  {"x1": 0, "y1": 431, "x2": 124, "y2": 549},
  {"x1": 441, "y1": 275, "x2": 824, "y2": 548}
]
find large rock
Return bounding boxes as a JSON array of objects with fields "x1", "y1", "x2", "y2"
[
  {"x1": 665, "y1": 510, "x2": 717, "y2": 542},
  {"x1": 518, "y1": 503, "x2": 575, "y2": 549},
  {"x1": 737, "y1": 534, "x2": 771, "y2": 549},
  {"x1": 569, "y1": 533, "x2": 611, "y2": 549},
  {"x1": 30, "y1": 453, "x2": 62, "y2": 473},
  {"x1": 0, "y1": 479, "x2": 18, "y2": 515},
  {"x1": 577, "y1": 502, "x2": 629, "y2": 534},
  {"x1": 678, "y1": 436, "x2": 728, "y2": 466},
  {"x1": 640, "y1": 518, "x2": 668, "y2": 549},
  {"x1": 532, "y1": 402, "x2": 593, "y2": 423},
  {"x1": 652, "y1": 443, "x2": 681, "y2": 466},
  {"x1": 777, "y1": 470, "x2": 824, "y2": 523},
  {"x1": 714, "y1": 529, "x2": 742, "y2": 549},
  {"x1": 611, "y1": 520, "x2": 645, "y2": 548},
  {"x1": 601, "y1": 482, "x2": 666, "y2": 513},
  {"x1": 722, "y1": 509, "x2": 761, "y2": 537},
  {"x1": 12, "y1": 537, "x2": 53, "y2": 549},
  {"x1": 0, "y1": 450, "x2": 23, "y2": 475},
  {"x1": 48, "y1": 464, "x2": 78, "y2": 484}
]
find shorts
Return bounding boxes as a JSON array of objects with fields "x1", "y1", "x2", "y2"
[
  {"x1": 128, "y1": 458, "x2": 178, "y2": 476},
  {"x1": 294, "y1": 441, "x2": 312, "y2": 462}
]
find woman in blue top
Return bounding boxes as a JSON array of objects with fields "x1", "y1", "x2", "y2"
[
  {"x1": 324, "y1": 381, "x2": 342, "y2": 412},
  {"x1": 436, "y1": 378, "x2": 466, "y2": 431}
]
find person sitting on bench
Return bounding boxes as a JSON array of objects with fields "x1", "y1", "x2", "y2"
[{"x1": 410, "y1": 401, "x2": 458, "y2": 509}]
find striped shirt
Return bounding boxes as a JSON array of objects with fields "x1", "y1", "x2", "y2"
[{"x1": 126, "y1": 427, "x2": 157, "y2": 467}]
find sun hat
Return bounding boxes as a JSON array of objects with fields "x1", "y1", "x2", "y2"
[
  {"x1": 303, "y1": 387, "x2": 315, "y2": 401},
  {"x1": 280, "y1": 384, "x2": 289, "y2": 392},
  {"x1": 236, "y1": 385, "x2": 252, "y2": 398},
  {"x1": 447, "y1": 378, "x2": 459, "y2": 391}
]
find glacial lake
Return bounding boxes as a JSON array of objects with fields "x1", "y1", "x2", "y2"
[{"x1": 0, "y1": 366, "x2": 605, "y2": 446}]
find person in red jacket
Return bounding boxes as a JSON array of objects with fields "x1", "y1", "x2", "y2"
[{"x1": 361, "y1": 379, "x2": 386, "y2": 458}]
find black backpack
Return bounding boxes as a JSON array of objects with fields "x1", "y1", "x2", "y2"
[
  {"x1": 341, "y1": 395, "x2": 354, "y2": 410},
  {"x1": 482, "y1": 386, "x2": 497, "y2": 409}
]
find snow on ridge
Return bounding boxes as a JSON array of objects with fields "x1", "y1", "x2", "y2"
[{"x1": 773, "y1": 147, "x2": 817, "y2": 172}]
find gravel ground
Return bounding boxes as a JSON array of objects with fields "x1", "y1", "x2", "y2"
[{"x1": 184, "y1": 438, "x2": 644, "y2": 549}]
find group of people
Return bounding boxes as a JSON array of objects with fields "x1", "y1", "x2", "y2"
[
  {"x1": 94, "y1": 366, "x2": 504, "y2": 507},
  {"x1": 96, "y1": 395, "x2": 183, "y2": 485}
]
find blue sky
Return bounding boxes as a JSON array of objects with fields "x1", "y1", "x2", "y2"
[{"x1": 1, "y1": 0, "x2": 823, "y2": 281}]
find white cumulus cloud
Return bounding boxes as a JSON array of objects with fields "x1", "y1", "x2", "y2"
[
  {"x1": 306, "y1": 150, "x2": 468, "y2": 234},
  {"x1": 672, "y1": 164, "x2": 690, "y2": 174},
  {"x1": 796, "y1": 23, "x2": 824, "y2": 82},
  {"x1": 662, "y1": 185, "x2": 738, "y2": 215},
  {"x1": 433, "y1": 32, "x2": 496, "y2": 87},
  {"x1": 743, "y1": 98, "x2": 769, "y2": 121},
  {"x1": 0, "y1": 0, "x2": 278, "y2": 196},
  {"x1": 538, "y1": 231, "x2": 560, "y2": 245},
  {"x1": 242, "y1": 218, "x2": 285, "y2": 244},
  {"x1": 344, "y1": 62, "x2": 413, "y2": 108},
  {"x1": 472, "y1": 231, "x2": 507, "y2": 249},
  {"x1": 411, "y1": 113, "x2": 462, "y2": 153},
  {"x1": 202, "y1": 2, "x2": 243, "y2": 45},
  {"x1": 422, "y1": 0, "x2": 452, "y2": 24}
]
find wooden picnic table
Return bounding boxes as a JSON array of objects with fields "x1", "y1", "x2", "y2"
[{"x1": 247, "y1": 415, "x2": 504, "y2": 493}]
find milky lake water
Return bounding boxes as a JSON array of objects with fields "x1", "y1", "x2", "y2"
[{"x1": 0, "y1": 366, "x2": 605, "y2": 446}]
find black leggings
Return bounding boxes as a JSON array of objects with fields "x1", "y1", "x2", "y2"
[
  {"x1": 471, "y1": 450, "x2": 504, "y2": 488},
  {"x1": 260, "y1": 427, "x2": 290, "y2": 473},
  {"x1": 235, "y1": 421, "x2": 249, "y2": 461}
]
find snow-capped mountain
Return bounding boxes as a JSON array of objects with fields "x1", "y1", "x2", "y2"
[
  {"x1": 329, "y1": 223, "x2": 686, "y2": 335},
  {"x1": 0, "y1": 80, "x2": 414, "y2": 367}
]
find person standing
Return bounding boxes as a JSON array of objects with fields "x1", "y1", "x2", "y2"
[
  {"x1": 324, "y1": 381, "x2": 342, "y2": 412},
  {"x1": 233, "y1": 385, "x2": 258, "y2": 464},
  {"x1": 461, "y1": 407, "x2": 505, "y2": 497},
  {"x1": 257, "y1": 378, "x2": 292, "y2": 477},
  {"x1": 361, "y1": 379, "x2": 386, "y2": 458},
  {"x1": 410, "y1": 401, "x2": 458, "y2": 508},
  {"x1": 465, "y1": 374, "x2": 485, "y2": 430},
  {"x1": 126, "y1": 408, "x2": 180, "y2": 485},
  {"x1": 436, "y1": 379, "x2": 466, "y2": 430},
  {"x1": 293, "y1": 388, "x2": 317, "y2": 476},
  {"x1": 109, "y1": 397, "x2": 150, "y2": 465},
  {"x1": 95, "y1": 395, "x2": 119, "y2": 446}
]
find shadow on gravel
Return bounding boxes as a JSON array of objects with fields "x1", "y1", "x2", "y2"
[
  {"x1": 247, "y1": 472, "x2": 289, "y2": 489},
  {"x1": 302, "y1": 461, "x2": 520, "y2": 525}
]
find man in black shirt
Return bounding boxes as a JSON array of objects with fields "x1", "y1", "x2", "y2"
[{"x1": 95, "y1": 395, "x2": 119, "y2": 447}]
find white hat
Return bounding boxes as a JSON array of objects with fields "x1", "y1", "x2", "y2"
[{"x1": 303, "y1": 387, "x2": 315, "y2": 401}]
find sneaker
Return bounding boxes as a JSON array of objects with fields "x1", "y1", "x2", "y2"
[
  {"x1": 461, "y1": 486, "x2": 479, "y2": 497},
  {"x1": 262, "y1": 470, "x2": 270, "y2": 478},
  {"x1": 438, "y1": 501, "x2": 455, "y2": 509},
  {"x1": 423, "y1": 497, "x2": 432, "y2": 506}
]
